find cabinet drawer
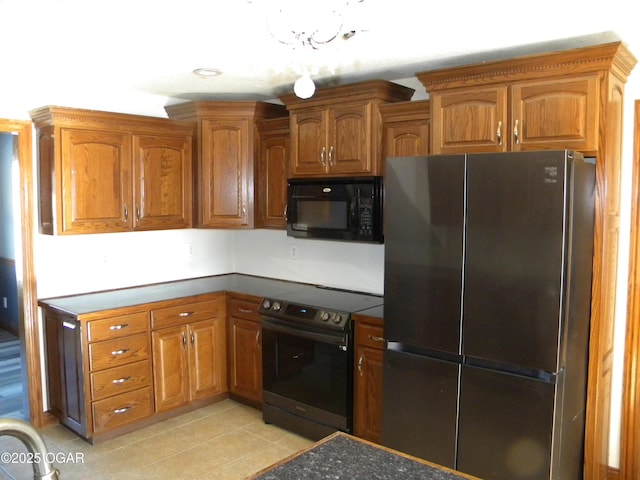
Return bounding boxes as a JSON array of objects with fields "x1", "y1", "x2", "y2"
[
  {"x1": 92, "y1": 387, "x2": 153, "y2": 433},
  {"x1": 356, "y1": 322, "x2": 386, "y2": 350},
  {"x1": 89, "y1": 333, "x2": 149, "y2": 371},
  {"x1": 228, "y1": 297, "x2": 261, "y2": 321},
  {"x1": 87, "y1": 312, "x2": 149, "y2": 342},
  {"x1": 90, "y1": 360, "x2": 152, "y2": 401},
  {"x1": 151, "y1": 298, "x2": 221, "y2": 330}
]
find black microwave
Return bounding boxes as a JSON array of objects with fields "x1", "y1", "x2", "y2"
[{"x1": 286, "y1": 176, "x2": 383, "y2": 243}]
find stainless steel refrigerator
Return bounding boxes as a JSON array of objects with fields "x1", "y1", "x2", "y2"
[{"x1": 382, "y1": 151, "x2": 595, "y2": 480}]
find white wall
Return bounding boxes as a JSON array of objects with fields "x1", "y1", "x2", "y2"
[
  {"x1": 232, "y1": 229, "x2": 384, "y2": 294},
  {"x1": 35, "y1": 229, "x2": 234, "y2": 299},
  {"x1": 35, "y1": 228, "x2": 384, "y2": 299}
]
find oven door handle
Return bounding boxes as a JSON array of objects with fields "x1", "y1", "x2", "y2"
[{"x1": 261, "y1": 317, "x2": 349, "y2": 347}]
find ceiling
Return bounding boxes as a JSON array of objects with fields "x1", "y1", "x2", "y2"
[{"x1": 1, "y1": 0, "x2": 638, "y2": 112}]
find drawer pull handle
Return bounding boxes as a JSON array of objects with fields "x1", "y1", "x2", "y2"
[
  {"x1": 238, "y1": 308, "x2": 253, "y2": 314},
  {"x1": 357, "y1": 355, "x2": 364, "y2": 376},
  {"x1": 109, "y1": 324, "x2": 129, "y2": 331},
  {"x1": 368, "y1": 335, "x2": 386, "y2": 343},
  {"x1": 112, "y1": 376, "x2": 131, "y2": 384},
  {"x1": 178, "y1": 312, "x2": 194, "y2": 317},
  {"x1": 190, "y1": 331, "x2": 195, "y2": 345},
  {"x1": 111, "y1": 349, "x2": 130, "y2": 356},
  {"x1": 113, "y1": 406, "x2": 131, "y2": 414},
  {"x1": 62, "y1": 321, "x2": 76, "y2": 330}
]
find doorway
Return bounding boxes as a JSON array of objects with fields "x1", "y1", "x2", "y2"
[
  {"x1": 0, "y1": 119, "x2": 44, "y2": 427},
  {"x1": 0, "y1": 132, "x2": 26, "y2": 419}
]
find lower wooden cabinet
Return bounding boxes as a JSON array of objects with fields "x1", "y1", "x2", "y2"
[
  {"x1": 43, "y1": 307, "x2": 154, "y2": 438},
  {"x1": 353, "y1": 315, "x2": 385, "y2": 443},
  {"x1": 42, "y1": 293, "x2": 226, "y2": 441},
  {"x1": 227, "y1": 294, "x2": 263, "y2": 405},
  {"x1": 152, "y1": 299, "x2": 227, "y2": 413}
]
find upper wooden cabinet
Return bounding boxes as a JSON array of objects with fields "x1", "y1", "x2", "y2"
[
  {"x1": 380, "y1": 100, "x2": 430, "y2": 168},
  {"x1": 30, "y1": 106, "x2": 193, "y2": 235},
  {"x1": 281, "y1": 80, "x2": 414, "y2": 177},
  {"x1": 165, "y1": 101, "x2": 286, "y2": 228},
  {"x1": 417, "y1": 43, "x2": 632, "y2": 157},
  {"x1": 256, "y1": 117, "x2": 289, "y2": 229}
]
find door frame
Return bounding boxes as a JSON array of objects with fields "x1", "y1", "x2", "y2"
[
  {"x1": 621, "y1": 100, "x2": 640, "y2": 478},
  {"x1": 0, "y1": 119, "x2": 45, "y2": 426}
]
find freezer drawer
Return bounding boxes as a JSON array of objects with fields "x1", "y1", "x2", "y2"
[
  {"x1": 457, "y1": 365, "x2": 556, "y2": 480},
  {"x1": 381, "y1": 349, "x2": 459, "y2": 468}
]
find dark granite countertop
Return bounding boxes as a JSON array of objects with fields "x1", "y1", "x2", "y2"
[
  {"x1": 38, "y1": 274, "x2": 384, "y2": 318},
  {"x1": 249, "y1": 432, "x2": 478, "y2": 480}
]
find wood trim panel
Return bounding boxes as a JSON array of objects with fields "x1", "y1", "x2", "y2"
[
  {"x1": 0, "y1": 119, "x2": 44, "y2": 427},
  {"x1": 417, "y1": 42, "x2": 636, "y2": 92},
  {"x1": 620, "y1": 100, "x2": 640, "y2": 480}
]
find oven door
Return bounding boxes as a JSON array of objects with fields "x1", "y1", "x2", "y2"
[{"x1": 261, "y1": 317, "x2": 353, "y2": 439}]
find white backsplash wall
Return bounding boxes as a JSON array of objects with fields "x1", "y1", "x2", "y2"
[
  {"x1": 35, "y1": 229, "x2": 235, "y2": 299},
  {"x1": 232, "y1": 229, "x2": 385, "y2": 295}
]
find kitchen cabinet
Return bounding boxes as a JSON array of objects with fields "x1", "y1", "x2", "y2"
[
  {"x1": 281, "y1": 80, "x2": 414, "y2": 177},
  {"x1": 226, "y1": 294, "x2": 263, "y2": 405},
  {"x1": 165, "y1": 101, "x2": 287, "y2": 228},
  {"x1": 30, "y1": 106, "x2": 193, "y2": 234},
  {"x1": 353, "y1": 314, "x2": 385, "y2": 444},
  {"x1": 151, "y1": 297, "x2": 226, "y2": 412},
  {"x1": 43, "y1": 306, "x2": 154, "y2": 439},
  {"x1": 256, "y1": 117, "x2": 289, "y2": 229},
  {"x1": 380, "y1": 100, "x2": 430, "y2": 168},
  {"x1": 425, "y1": 78, "x2": 598, "y2": 154},
  {"x1": 417, "y1": 48, "x2": 614, "y2": 156}
]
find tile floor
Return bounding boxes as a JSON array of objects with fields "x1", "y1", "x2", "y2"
[{"x1": 0, "y1": 399, "x2": 314, "y2": 480}]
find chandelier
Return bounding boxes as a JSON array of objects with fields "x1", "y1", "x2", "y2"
[{"x1": 250, "y1": 0, "x2": 364, "y2": 98}]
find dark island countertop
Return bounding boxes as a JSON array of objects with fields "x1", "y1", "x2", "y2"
[
  {"x1": 248, "y1": 432, "x2": 480, "y2": 480},
  {"x1": 38, "y1": 274, "x2": 384, "y2": 318}
]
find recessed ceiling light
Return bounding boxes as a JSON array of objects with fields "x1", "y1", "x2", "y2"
[{"x1": 193, "y1": 68, "x2": 223, "y2": 78}]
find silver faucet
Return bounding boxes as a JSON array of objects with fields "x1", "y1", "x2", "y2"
[{"x1": 0, "y1": 418, "x2": 59, "y2": 480}]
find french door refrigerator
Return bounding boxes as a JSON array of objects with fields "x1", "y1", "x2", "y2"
[{"x1": 382, "y1": 151, "x2": 595, "y2": 480}]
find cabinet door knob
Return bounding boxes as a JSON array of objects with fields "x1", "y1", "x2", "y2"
[
  {"x1": 328, "y1": 145, "x2": 335, "y2": 166},
  {"x1": 320, "y1": 146, "x2": 327, "y2": 167},
  {"x1": 124, "y1": 205, "x2": 129, "y2": 221},
  {"x1": 182, "y1": 331, "x2": 187, "y2": 348},
  {"x1": 496, "y1": 121, "x2": 503, "y2": 146},
  {"x1": 190, "y1": 330, "x2": 195, "y2": 345},
  {"x1": 357, "y1": 355, "x2": 364, "y2": 376},
  {"x1": 513, "y1": 119, "x2": 520, "y2": 144}
]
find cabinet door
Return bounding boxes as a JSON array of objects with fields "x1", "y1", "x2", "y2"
[
  {"x1": 200, "y1": 117, "x2": 251, "y2": 227},
  {"x1": 328, "y1": 103, "x2": 372, "y2": 174},
  {"x1": 188, "y1": 318, "x2": 227, "y2": 401},
  {"x1": 431, "y1": 86, "x2": 509, "y2": 154},
  {"x1": 228, "y1": 317, "x2": 262, "y2": 403},
  {"x1": 511, "y1": 75, "x2": 599, "y2": 154},
  {"x1": 257, "y1": 132, "x2": 288, "y2": 228},
  {"x1": 355, "y1": 345, "x2": 384, "y2": 443},
  {"x1": 383, "y1": 120, "x2": 430, "y2": 159},
  {"x1": 152, "y1": 326, "x2": 189, "y2": 412},
  {"x1": 60, "y1": 128, "x2": 132, "y2": 233},
  {"x1": 132, "y1": 134, "x2": 192, "y2": 230},
  {"x1": 289, "y1": 110, "x2": 327, "y2": 176}
]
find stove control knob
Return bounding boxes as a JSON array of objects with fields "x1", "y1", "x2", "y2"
[
  {"x1": 333, "y1": 314, "x2": 343, "y2": 324},
  {"x1": 261, "y1": 299, "x2": 271, "y2": 310},
  {"x1": 272, "y1": 301, "x2": 282, "y2": 312},
  {"x1": 320, "y1": 311, "x2": 330, "y2": 322}
]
